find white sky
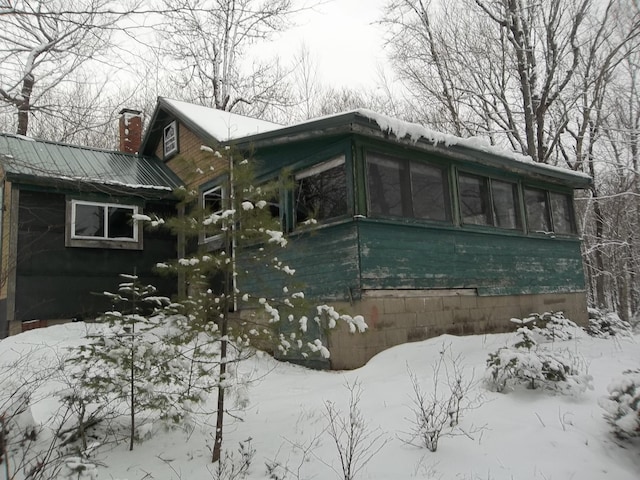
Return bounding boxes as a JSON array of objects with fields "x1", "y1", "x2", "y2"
[{"x1": 263, "y1": 0, "x2": 389, "y2": 88}]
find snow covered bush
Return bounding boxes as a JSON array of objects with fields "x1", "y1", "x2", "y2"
[
  {"x1": 599, "y1": 369, "x2": 640, "y2": 439},
  {"x1": 527, "y1": 311, "x2": 580, "y2": 342},
  {"x1": 586, "y1": 308, "x2": 633, "y2": 338},
  {"x1": 485, "y1": 315, "x2": 592, "y2": 394},
  {"x1": 323, "y1": 382, "x2": 387, "y2": 480},
  {"x1": 208, "y1": 438, "x2": 255, "y2": 480}
]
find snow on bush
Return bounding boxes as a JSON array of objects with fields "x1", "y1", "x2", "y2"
[
  {"x1": 527, "y1": 311, "x2": 580, "y2": 342},
  {"x1": 599, "y1": 369, "x2": 640, "y2": 439},
  {"x1": 485, "y1": 314, "x2": 592, "y2": 394},
  {"x1": 586, "y1": 307, "x2": 633, "y2": 338}
]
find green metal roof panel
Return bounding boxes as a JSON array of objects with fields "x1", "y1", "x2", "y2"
[{"x1": 0, "y1": 133, "x2": 183, "y2": 191}]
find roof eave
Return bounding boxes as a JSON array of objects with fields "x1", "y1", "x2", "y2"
[
  {"x1": 6, "y1": 172, "x2": 180, "y2": 200},
  {"x1": 231, "y1": 112, "x2": 592, "y2": 189}
]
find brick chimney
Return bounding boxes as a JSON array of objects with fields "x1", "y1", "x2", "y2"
[{"x1": 118, "y1": 108, "x2": 142, "y2": 154}]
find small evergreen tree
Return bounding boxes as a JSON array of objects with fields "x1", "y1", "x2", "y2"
[
  {"x1": 149, "y1": 147, "x2": 366, "y2": 462},
  {"x1": 67, "y1": 274, "x2": 182, "y2": 451}
]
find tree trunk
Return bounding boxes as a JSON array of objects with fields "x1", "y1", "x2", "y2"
[
  {"x1": 212, "y1": 320, "x2": 227, "y2": 463},
  {"x1": 591, "y1": 195, "x2": 607, "y2": 308},
  {"x1": 16, "y1": 74, "x2": 34, "y2": 136}
]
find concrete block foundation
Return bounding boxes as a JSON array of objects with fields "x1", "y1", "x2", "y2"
[{"x1": 327, "y1": 289, "x2": 588, "y2": 370}]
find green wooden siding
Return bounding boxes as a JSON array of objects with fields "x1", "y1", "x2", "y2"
[
  {"x1": 357, "y1": 219, "x2": 585, "y2": 295},
  {"x1": 238, "y1": 221, "x2": 360, "y2": 302},
  {"x1": 238, "y1": 132, "x2": 586, "y2": 301}
]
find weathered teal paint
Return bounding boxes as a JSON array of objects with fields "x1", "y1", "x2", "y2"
[
  {"x1": 240, "y1": 221, "x2": 360, "y2": 301},
  {"x1": 356, "y1": 219, "x2": 584, "y2": 296},
  {"x1": 221, "y1": 111, "x2": 590, "y2": 307}
]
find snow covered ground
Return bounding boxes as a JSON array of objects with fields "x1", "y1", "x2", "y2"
[{"x1": 1, "y1": 323, "x2": 638, "y2": 480}]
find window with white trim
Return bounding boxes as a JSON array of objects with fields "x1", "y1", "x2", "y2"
[
  {"x1": 202, "y1": 185, "x2": 225, "y2": 243},
  {"x1": 67, "y1": 200, "x2": 141, "y2": 249},
  {"x1": 163, "y1": 121, "x2": 178, "y2": 158}
]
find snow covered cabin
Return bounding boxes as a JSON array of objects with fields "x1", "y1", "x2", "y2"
[
  {"x1": 0, "y1": 113, "x2": 182, "y2": 338},
  {"x1": 141, "y1": 98, "x2": 592, "y2": 369}
]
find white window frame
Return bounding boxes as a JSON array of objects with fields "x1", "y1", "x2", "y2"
[
  {"x1": 201, "y1": 185, "x2": 226, "y2": 247},
  {"x1": 295, "y1": 156, "x2": 345, "y2": 181},
  {"x1": 66, "y1": 199, "x2": 142, "y2": 250},
  {"x1": 163, "y1": 120, "x2": 178, "y2": 158}
]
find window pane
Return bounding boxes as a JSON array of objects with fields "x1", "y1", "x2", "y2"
[
  {"x1": 295, "y1": 163, "x2": 347, "y2": 224},
  {"x1": 163, "y1": 121, "x2": 177, "y2": 157},
  {"x1": 492, "y1": 180, "x2": 520, "y2": 229},
  {"x1": 459, "y1": 174, "x2": 491, "y2": 225},
  {"x1": 107, "y1": 207, "x2": 134, "y2": 239},
  {"x1": 367, "y1": 155, "x2": 406, "y2": 217},
  {"x1": 525, "y1": 188, "x2": 551, "y2": 232},
  {"x1": 75, "y1": 204, "x2": 104, "y2": 237},
  {"x1": 411, "y1": 162, "x2": 450, "y2": 221},
  {"x1": 204, "y1": 187, "x2": 223, "y2": 213},
  {"x1": 550, "y1": 192, "x2": 576, "y2": 234}
]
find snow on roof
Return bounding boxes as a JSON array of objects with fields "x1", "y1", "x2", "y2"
[
  {"x1": 355, "y1": 109, "x2": 592, "y2": 181},
  {"x1": 162, "y1": 98, "x2": 282, "y2": 141}
]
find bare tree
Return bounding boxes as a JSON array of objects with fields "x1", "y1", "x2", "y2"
[
  {"x1": 0, "y1": 0, "x2": 142, "y2": 137},
  {"x1": 381, "y1": 0, "x2": 640, "y2": 164},
  {"x1": 152, "y1": 0, "x2": 308, "y2": 117}
]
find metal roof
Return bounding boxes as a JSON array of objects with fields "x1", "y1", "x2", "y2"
[{"x1": 0, "y1": 133, "x2": 183, "y2": 193}]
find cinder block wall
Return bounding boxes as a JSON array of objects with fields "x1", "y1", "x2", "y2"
[{"x1": 327, "y1": 289, "x2": 589, "y2": 370}]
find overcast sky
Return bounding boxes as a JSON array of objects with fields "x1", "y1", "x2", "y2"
[{"x1": 263, "y1": 0, "x2": 389, "y2": 88}]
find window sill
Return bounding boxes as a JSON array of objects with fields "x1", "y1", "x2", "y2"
[{"x1": 66, "y1": 237, "x2": 143, "y2": 250}]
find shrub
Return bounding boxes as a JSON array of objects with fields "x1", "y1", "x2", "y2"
[
  {"x1": 528, "y1": 311, "x2": 580, "y2": 342},
  {"x1": 404, "y1": 346, "x2": 483, "y2": 452},
  {"x1": 485, "y1": 315, "x2": 592, "y2": 394},
  {"x1": 486, "y1": 346, "x2": 591, "y2": 393},
  {"x1": 586, "y1": 308, "x2": 633, "y2": 338},
  {"x1": 599, "y1": 369, "x2": 640, "y2": 439}
]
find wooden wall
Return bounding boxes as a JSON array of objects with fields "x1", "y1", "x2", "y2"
[
  {"x1": 357, "y1": 219, "x2": 585, "y2": 296},
  {"x1": 13, "y1": 188, "x2": 177, "y2": 323}
]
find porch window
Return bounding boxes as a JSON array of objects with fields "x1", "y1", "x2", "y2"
[
  {"x1": 67, "y1": 200, "x2": 141, "y2": 249},
  {"x1": 491, "y1": 180, "x2": 521, "y2": 229},
  {"x1": 294, "y1": 156, "x2": 347, "y2": 225},
  {"x1": 366, "y1": 153, "x2": 450, "y2": 222},
  {"x1": 550, "y1": 192, "x2": 577, "y2": 235},
  {"x1": 163, "y1": 121, "x2": 178, "y2": 158},
  {"x1": 458, "y1": 173, "x2": 491, "y2": 226},
  {"x1": 457, "y1": 173, "x2": 521, "y2": 230},
  {"x1": 524, "y1": 187, "x2": 552, "y2": 233},
  {"x1": 411, "y1": 162, "x2": 450, "y2": 221}
]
